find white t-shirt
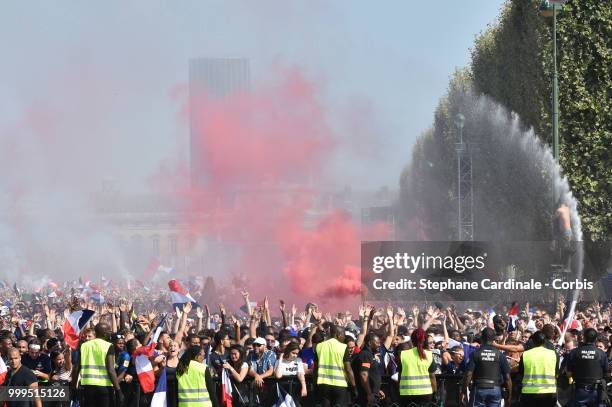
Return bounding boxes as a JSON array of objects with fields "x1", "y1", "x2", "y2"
[{"x1": 274, "y1": 358, "x2": 305, "y2": 376}]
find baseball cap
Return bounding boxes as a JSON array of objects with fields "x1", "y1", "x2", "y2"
[{"x1": 253, "y1": 337, "x2": 266, "y2": 346}]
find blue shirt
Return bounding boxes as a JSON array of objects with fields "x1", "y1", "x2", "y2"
[
  {"x1": 247, "y1": 350, "x2": 276, "y2": 375},
  {"x1": 115, "y1": 351, "x2": 130, "y2": 374},
  {"x1": 300, "y1": 347, "x2": 315, "y2": 369}
]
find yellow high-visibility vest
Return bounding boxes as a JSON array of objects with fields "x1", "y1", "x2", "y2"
[
  {"x1": 521, "y1": 346, "x2": 557, "y2": 394},
  {"x1": 80, "y1": 338, "x2": 112, "y2": 387},
  {"x1": 399, "y1": 347, "x2": 433, "y2": 396},
  {"x1": 316, "y1": 338, "x2": 348, "y2": 387},
  {"x1": 177, "y1": 360, "x2": 212, "y2": 407}
]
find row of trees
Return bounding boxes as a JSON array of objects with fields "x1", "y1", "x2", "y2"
[{"x1": 400, "y1": 0, "x2": 611, "y2": 243}]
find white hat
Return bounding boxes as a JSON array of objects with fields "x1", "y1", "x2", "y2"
[{"x1": 253, "y1": 337, "x2": 266, "y2": 345}]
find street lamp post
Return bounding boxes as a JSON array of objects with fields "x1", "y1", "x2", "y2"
[
  {"x1": 540, "y1": 0, "x2": 564, "y2": 206},
  {"x1": 455, "y1": 113, "x2": 465, "y2": 241}
]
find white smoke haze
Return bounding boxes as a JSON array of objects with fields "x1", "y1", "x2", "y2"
[{"x1": 0, "y1": 1, "x2": 505, "y2": 282}]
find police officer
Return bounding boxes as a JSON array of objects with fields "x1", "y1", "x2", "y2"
[
  {"x1": 314, "y1": 324, "x2": 356, "y2": 407},
  {"x1": 518, "y1": 330, "x2": 559, "y2": 407},
  {"x1": 463, "y1": 327, "x2": 512, "y2": 407},
  {"x1": 176, "y1": 346, "x2": 212, "y2": 407},
  {"x1": 398, "y1": 328, "x2": 437, "y2": 407},
  {"x1": 566, "y1": 328, "x2": 608, "y2": 407},
  {"x1": 73, "y1": 322, "x2": 123, "y2": 407}
]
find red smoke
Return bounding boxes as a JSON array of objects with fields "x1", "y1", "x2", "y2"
[{"x1": 165, "y1": 67, "x2": 391, "y2": 307}]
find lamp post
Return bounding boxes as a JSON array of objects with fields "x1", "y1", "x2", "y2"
[
  {"x1": 539, "y1": 0, "x2": 565, "y2": 205},
  {"x1": 455, "y1": 113, "x2": 465, "y2": 241}
]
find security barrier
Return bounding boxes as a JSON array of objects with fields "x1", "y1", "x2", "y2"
[{"x1": 209, "y1": 374, "x2": 465, "y2": 407}]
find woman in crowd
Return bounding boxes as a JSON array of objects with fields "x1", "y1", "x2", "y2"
[
  {"x1": 273, "y1": 342, "x2": 307, "y2": 405},
  {"x1": 164, "y1": 340, "x2": 180, "y2": 407},
  {"x1": 398, "y1": 328, "x2": 437, "y2": 407},
  {"x1": 176, "y1": 346, "x2": 213, "y2": 407},
  {"x1": 223, "y1": 344, "x2": 249, "y2": 406},
  {"x1": 48, "y1": 347, "x2": 72, "y2": 407}
]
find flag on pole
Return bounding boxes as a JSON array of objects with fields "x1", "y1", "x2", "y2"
[
  {"x1": 168, "y1": 280, "x2": 197, "y2": 308},
  {"x1": 90, "y1": 291, "x2": 105, "y2": 305},
  {"x1": 559, "y1": 299, "x2": 580, "y2": 345},
  {"x1": 507, "y1": 302, "x2": 519, "y2": 332},
  {"x1": 63, "y1": 309, "x2": 95, "y2": 349},
  {"x1": 144, "y1": 259, "x2": 174, "y2": 279},
  {"x1": 221, "y1": 368, "x2": 233, "y2": 407},
  {"x1": 150, "y1": 367, "x2": 167, "y2": 407},
  {"x1": 148, "y1": 313, "x2": 168, "y2": 346}
]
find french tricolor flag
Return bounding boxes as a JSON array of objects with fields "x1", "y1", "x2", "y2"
[
  {"x1": 221, "y1": 368, "x2": 233, "y2": 407},
  {"x1": 150, "y1": 367, "x2": 167, "y2": 407},
  {"x1": 63, "y1": 309, "x2": 95, "y2": 350},
  {"x1": 134, "y1": 343, "x2": 157, "y2": 394},
  {"x1": 507, "y1": 302, "x2": 519, "y2": 332},
  {"x1": 144, "y1": 259, "x2": 174, "y2": 279},
  {"x1": 168, "y1": 280, "x2": 197, "y2": 308},
  {"x1": 0, "y1": 357, "x2": 7, "y2": 385}
]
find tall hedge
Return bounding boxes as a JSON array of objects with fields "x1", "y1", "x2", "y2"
[{"x1": 401, "y1": 0, "x2": 611, "y2": 242}]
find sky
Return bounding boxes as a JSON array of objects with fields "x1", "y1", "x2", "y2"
[{"x1": 0, "y1": 0, "x2": 506, "y2": 193}]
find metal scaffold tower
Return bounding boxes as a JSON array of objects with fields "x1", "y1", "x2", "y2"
[{"x1": 455, "y1": 114, "x2": 474, "y2": 241}]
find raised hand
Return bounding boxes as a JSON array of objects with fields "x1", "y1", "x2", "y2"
[
  {"x1": 196, "y1": 307, "x2": 204, "y2": 319},
  {"x1": 386, "y1": 305, "x2": 394, "y2": 320},
  {"x1": 263, "y1": 296, "x2": 269, "y2": 310},
  {"x1": 183, "y1": 301, "x2": 193, "y2": 315},
  {"x1": 426, "y1": 305, "x2": 434, "y2": 316},
  {"x1": 148, "y1": 311, "x2": 157, "y2": 322},
  {"x1": 365, "y1": 304, "x2": 375, "y2": 318},
  {"x1": 218, "y1": 303, "x2": 226, "y2": 316},
  {"x1": 291, "y1": 304, "x2": 297, "y2": 316},
  {"x1": 279, "y1": 300, "x2": 285, "y2": 313},
  {"x1": 241, "y1": 290, "x2": 249, "y2": 300}
]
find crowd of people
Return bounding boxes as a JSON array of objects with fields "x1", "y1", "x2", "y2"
[{"x1": 0, "y1": 281, "x2": 610, "y2": 407}]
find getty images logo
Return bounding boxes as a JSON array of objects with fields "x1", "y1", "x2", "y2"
[{"x1": 372, "y1": 252, "x2": 487, "y2": 274}]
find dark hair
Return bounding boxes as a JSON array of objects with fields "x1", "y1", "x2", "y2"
[
  {"x1": 229, "y1": 344, "x2": 246, "y2": 369},
  {"x1": 364, "y1": 332, "x2": 379, "y2": 349},
  {"x1": 583, "y1": 328, "x2": 598, "y2": 344},
  {"x1": 28, "y1": 338, "x2": 41, "y2": 347},
  {"x1": 177, "y1": 346, "x2": 203, "y2": 377},
  {"x1": 50, "y1": 350, "x2": 64, "y2": 367},
  {"x1": 214, "y1": 330, "x2": 229, "y2": 350},
  {"x1": 481, "y1": 327, "x2": 496, "y2": 343},
  {"x1": 312, "y1": 332, "x2": 325, "y2": 345},
  {"x1": 532, "y1": 331, "x2": 546, "y2": 347},
  {"x1": 330, "y1": 325, "x2": 344, "y2": 340},
  {"x1": 199, "y1": 329, "x2": 215, "y2": 339},
  {"x1": 126, "y1": 338, "x2": 139, "y2": 355},
  {"x1": 411, "y1": 329, "x2": 427, "y2": 360},
  {"x1": 542, "y1": 324, "x2": 556, "y2": 340},
  {"x1": 283, "y1": 342, "x2": 300, "y2": 359}
]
